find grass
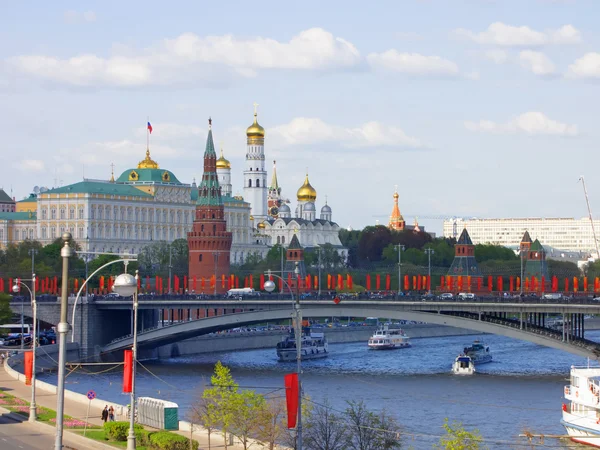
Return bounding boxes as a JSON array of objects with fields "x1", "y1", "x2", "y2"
[
  {"x1": 0, "y1": 389, "x2": 100, "y2": 429},
  {"x1": 72, "y1": 429, "x2": 148, "y2": 449}
]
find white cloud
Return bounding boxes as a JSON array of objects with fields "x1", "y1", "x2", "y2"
[
  {"x1": 15, "y1": 159, "x2": 45, "y2": 172},
  {"x1": 567, "y1": 52, "x2": 600, "y2": 79},
  {"x1": 8, "y1": 28, "x2": 360, "y2": 87},
  {"x1": 64, "y1": 10, "x2": 96, "y2": 24},
  {"x1": 454, "y1": 22, "x2": 582, "y2": 46},
  {"x1": 367, "y1": 50, "x2": 459, "y2": 76},
  {"x1": 484, "y1": 49, "x2": 508, "y2": 64},
  {"x1": 270, "y1": 117, "x2": 425, "y2": 149},
  {"x1": 519, "y1": 51, "x2": 556, "y2": 75},
  {"x1": 465, "y1": 112, "x2": 578, "y2": 136}
]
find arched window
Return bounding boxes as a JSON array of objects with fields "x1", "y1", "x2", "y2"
[
  {"x1": 256, "y1": 179, "x2": 260, "y2": 187},
  {"x1": 248, "y1": 179, "x2": 252, "y2": 187},
  {"x1": 277, "y1": 236, "x2": 280, "y2": 244},
  {"x1": 213, "y1": 224, "x2": 216, "y2": 233},
  {"x1": 201, "y1": 225, "x2": 204, "y2": 232},
  {"x1": 282, "y1": 236, "x2": 286, "y2": 244}
]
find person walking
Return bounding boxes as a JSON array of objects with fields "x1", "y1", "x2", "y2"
[
  {"x1": 101, "y1": 406, "x2": 109, "y2": 423},
  {"x1": 108, "y1": 406, "x2": 115, "y2": 422}
]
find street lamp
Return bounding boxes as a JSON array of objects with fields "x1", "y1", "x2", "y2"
[
  {"x1": 395, "y1": 245, "x2": 405, "y2": 299},
  {"x1": 112, "y1": 271, "x2": 138, "y2": 450},
  {"x1": 424, "y1": 248, "x2": 434, "y2": 295},
  {"x1": 12, "y1": 275, "x2": 37, "y2": 422},
  {"x1": 264, "y1": 262, "x2": 303, "y2": 450},
  {"x1": 55, "y1": 232, "x2": 75, "y2": 450},
  {"x1": 213, "y1": 252, "x2": 220, "y2": 296}
]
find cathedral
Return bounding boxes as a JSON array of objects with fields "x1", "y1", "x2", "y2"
[{"x1": 219, "y1": 106, "x2": 347, "y2": 259}]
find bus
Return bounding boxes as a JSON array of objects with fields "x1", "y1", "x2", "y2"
[{"x1": 0, "y1": 324, "x2": 31, "y2": 336}]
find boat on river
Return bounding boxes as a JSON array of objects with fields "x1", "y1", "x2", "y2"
[
  {"x1": 367, "y1": 325, "x2": 411, "y2": 350},
  {"x1": 452, "y1": 355, "x2": 475, "y2": 375},
  {"x1": 562, "y1": 365, "x2": 600, "y2": 447},
  {"x1": 463, "y1": 340, "x2": 492, "y2": 364},
  {"x1": 276, "y1": 328, "x2": 328, "y2": 362}
]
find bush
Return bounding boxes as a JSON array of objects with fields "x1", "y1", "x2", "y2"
[
  {"x1": 136, "y1": 428, "x2": 153, "y2": 446},
  {"x1": 103, "y1": 421, "x2": 144, "y2": 442},
  {"x1": 148, "y1": 431, "x2": 199, "y2": 450}
]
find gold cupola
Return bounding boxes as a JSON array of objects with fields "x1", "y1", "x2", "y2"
[
  {"x1": 246, "y1": 103, "x2": 265, "y2": 144},
  {"x1": 297, "y1": 173, "x2": 317, "y2": 202},
  {"x1": 216, "y1": 147, "x2": 231, "y2": 169},
  {"x1": 137, "y1": 149, "x2": 159, "y2": 169}
]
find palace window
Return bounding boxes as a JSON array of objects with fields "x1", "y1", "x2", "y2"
[
  {"x1": 41, "y1": 209, "x2": 47, "y2": 219},
  {"x1": 78, "y1": 208, "x2": 84, "y2": 219},
  {"x1": 69, "y1": 208, "x2": 75, "y2": 220},
  {"x1": 51, "y1": 208, "x2": 56, "y2": 219},
  {"x1": 248, "y1": 180, "x2": 252, "y2": 187},
  {"x1": 60, "y1": 209, "x2": 65, "y2": 219},
  {"x1": 41, "y1": 227, "x2": 47, "y2": 239},
  {"x1": 199, "y1": 254, "x2": 202, "y2": 262},
  {"x1": 256, "y1": 179, "x2": 260, "y2": 187},
  {"x1": 50, "y1": 227, "x2": 56, "y2": 238}
]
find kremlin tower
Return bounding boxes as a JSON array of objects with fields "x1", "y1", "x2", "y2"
[
  {"x1": 388, "y1": 187, "x2": 405, "y2": 231},
  {"x1": 188, "y1": 118, "x2": 233, "y2": 293},
  {"x1": 243, "y1": 104, "x2": 268, "y2": 221},
  {"x1": 267, "y1": 160, "x2": 283, "y2": 218}
]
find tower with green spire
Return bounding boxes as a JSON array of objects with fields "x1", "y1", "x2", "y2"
[{"x1": 188, "y1": 118, "x2": 233, "y2": 293}]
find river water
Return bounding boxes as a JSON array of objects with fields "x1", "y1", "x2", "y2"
[{"x1": 42, "y1": 331, "x2": 600, "y2": 449}]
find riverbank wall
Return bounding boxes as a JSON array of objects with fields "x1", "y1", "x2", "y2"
[{"x1": 157, "y1": 323, "x2": 479, "y2": 359}]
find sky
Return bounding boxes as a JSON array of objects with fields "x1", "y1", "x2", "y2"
[{"x1": 1, "y1": 0, "x2": 600, "y2": 235}]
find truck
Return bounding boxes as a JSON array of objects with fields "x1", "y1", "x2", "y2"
[{"x1": 226, "y1": 288, "x2": 260, "y2": 299}]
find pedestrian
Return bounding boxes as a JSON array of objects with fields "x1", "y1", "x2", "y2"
[
  {"x1": 109, "y1": 406, "x2": 115, "y2": 422},
  {"x1": 101, "y1": 406, "x2": 108, "y2": 423}
]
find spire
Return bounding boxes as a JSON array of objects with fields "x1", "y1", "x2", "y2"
[
  {"x1": 197, "y1": 117, "x2": 222, "y2": 206},
  {"x1": 109, "y1": 163, "x2": 115, "y2": 183},
  {"x1": 388, "y1": 186, "x2": 405, "y2": 231},
  {"x1": 204, "y1": 118, "x2": 216, "y2": 158},
  {"x1": 270, "y1": 160, "x2": 280, "y2": 191}
]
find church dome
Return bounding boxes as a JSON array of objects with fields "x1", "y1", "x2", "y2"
[
  {"x1": 321, "y1": 204, "x2": 332, "y2": 213},
  {"x1": 279, "y1": 203, "x2": 291, "y2": 213},
  {"x1": 246, "y1": 113, "x2": 265, "y2": 138},
  {"x1": 257, "y1": 221, "x2": 266, "y2": 229},
  {"x1": 216, "y1": 148, "x2": 231, "y2": 169},
  {"x1": 297, "y1": 174, "x2": 317, "y2": 202},
  {"x1": 137, "y1": 149, "x2": 159, "y2": 169},
  {"x1": 304, "y1": 202, "x2": 316, "y2": 212}
]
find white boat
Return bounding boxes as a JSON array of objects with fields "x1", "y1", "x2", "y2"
[
  {"x1": 452, "y1": 355, "x2": 475, "y2": 375},
  {"x1": 562, "y1": 365, "x2": 600, "y2": 447},
  {"x1": 276, "y1": 329, "x2": 328, "y2": 362},
  {"x1": 463, "y1": 340, "x2": 492, "y2": 364},
  {"x1": 368, "y1": 326, "x2": 411, "y2": 350}
]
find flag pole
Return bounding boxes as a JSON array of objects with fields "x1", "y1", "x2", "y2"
[{"x1": 147, "y1": 116, "x2": 149, "y2": 150}]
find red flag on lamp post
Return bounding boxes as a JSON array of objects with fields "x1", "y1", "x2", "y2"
[{"x1": 284, "y1": 373, "x2": 299, "y2": 429}]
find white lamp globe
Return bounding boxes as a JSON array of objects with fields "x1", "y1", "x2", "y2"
[
  {"x1": 112, "y1": 273, "x2": 137, "y2": 297},
  {"x1": 12, "y1": 285, "x2": 19, "y2": 294},
  {"x1": 264, "y1": 280, "x2": 276, "y2": 293}
]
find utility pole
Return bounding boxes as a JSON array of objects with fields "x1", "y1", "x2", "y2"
[
  {"x1": 214, "y1": 252, "x2": 219, "y2": 296},
  {"x1": 395, "y1": 245, "x2": 405, "y2": 299},
  {"x1": 520, "y1": 247, "x2": 524, "y2": 295},
  {"x1": 280, "y1": 246, "x2": 284, "y2": 294},
  {"x1": 424, "y1": 248, "x2": 434, "y2": 294},
  {"x1": 168, "y1": 244, "x2": 173, "y2": 294},
  {"x1": 28, "y1": 248, "x2": 38, "y2": 347},
  {"x1": 318, "y1": 246, "x2": 322, "y2": 297}
]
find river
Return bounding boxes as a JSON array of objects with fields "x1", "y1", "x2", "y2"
[{"x1": 42, "y1": 331, "x2": 600, "y2": 449}]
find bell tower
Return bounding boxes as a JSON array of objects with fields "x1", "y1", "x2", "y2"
[{"x1": 243, "y1": 103, "x2": 268, "y2": 221}]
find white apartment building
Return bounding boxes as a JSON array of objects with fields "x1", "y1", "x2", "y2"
[{"x1": 443, "y1": 217, "x2": 600, "y2": 256}]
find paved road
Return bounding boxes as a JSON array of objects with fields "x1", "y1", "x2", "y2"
[{"x1": 0, "y1": 415, "x2": 61, "y2": 449}]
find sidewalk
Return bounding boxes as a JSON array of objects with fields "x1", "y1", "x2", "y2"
[{"x1": 0, "y1": 361, "x2": 266, "y2": 449}]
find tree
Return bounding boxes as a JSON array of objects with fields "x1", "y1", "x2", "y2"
[
  {"x1": 0, "y1": 294, "x2": 13, "y2": 324},
  {"x1": 304, "y1": 400, "x2": 348, "y2": 450},
  {"x1": 202, "y1": 361, "x2": 239, "y2": 450},
  {"x1": 188, "y1": 389, "x2": 220, "y2": 450},
  {"x1": 255, "y1": 397, "x2": 288, "y2": 450},
  {"x1": 230, "y1": 389, "x2": 266, "y2": 450},
  {"x1": 434, "y1": 419, "x2": 485, "y2": 450},
  {"x1": 358, "y1": 226, "x2": 393, "y2": 263},
  {"x1": 344, "y1": 400, "x2": 400, "y2": 450}
]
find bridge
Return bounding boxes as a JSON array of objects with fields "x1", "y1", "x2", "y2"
[
  {"x1": 11, "y1": 297, "x2": 600, "y2": 360},
  {"x1": 100, "y1": 300, "x2": 600, "y2": 359}
]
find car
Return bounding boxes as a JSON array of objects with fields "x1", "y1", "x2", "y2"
[
  {"x1": 458, "y1": 293, "x2": 476, "y2": 300},
  {"x1": 439, "y1": 293, "x2": 454, "y2": 300}
]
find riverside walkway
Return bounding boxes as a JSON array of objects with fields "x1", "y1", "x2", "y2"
[{"x1": 0, "y1": 362, "x2": 258, "y2": 449}]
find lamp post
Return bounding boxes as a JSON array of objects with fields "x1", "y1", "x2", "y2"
[
  {"x1": 12, "y1": 275, "x2": 37, "y2": 422},
  {"x1": 264, "y1": 263, "x2": 302, "y2": 449},
  {"x1": 112, "y1": 270, "x2": 139, "y2": 450},
  {"x1": 520, "y1": 246, "x2": 524, "y2": 296},
  {"x1": 168, "y1": 244, "x2": 173, "y2": 294},
  {"x1": 213, "y1": 252, "x2": 220, "y2": 296},
  {"x1": 424, "y1": 248, "x2": 434, "y2": 295},
  {"x1": 395, "y1": 245, "x2": 405, "y2": 299},
  {"x1": 317, "y1": 246, "x2": 322, "y2": 298},
  {"x1": 55, "y1": 232, "x2": 74, "y2": 450}
]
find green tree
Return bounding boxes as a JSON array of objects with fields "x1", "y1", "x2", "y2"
[
  {"x1": 230, "y1": 389, "x2": 266, "y2": 450},
  {"x1": 188, "y1": 390, "x2": 219, "y2": 450},
  {"x1": 255, "y1": 397, "x2": 288, "y2": 450},
  {"x1": 474, "y1": 245, "x2": 518, "y2": 263},
  {"x1": 0, "y1": 293, "x2": 13, "y2": 324},
  {"x1": 435, "y1": 419, "x2": 485, "y2": 450},
  {"x1": 358, "y1": 226, "x2": 393, "y2": 263},
  {"x1": 344, "y1": 400, "x2": 401, "y2": 450},
  {"x1": 202, "y1": 361, "x2": 239, "y2": 450},
  {"x1": 304, "y1": 399, "x2": 348, "y2": 450}
]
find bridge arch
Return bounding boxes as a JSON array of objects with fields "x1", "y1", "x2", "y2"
[{"x1": 102, "y1": 306, "x2": 599, "y2": 359}]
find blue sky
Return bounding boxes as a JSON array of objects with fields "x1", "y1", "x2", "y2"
[{"x1": 2, "y1": 0, "x2": 599, "y2": 234}]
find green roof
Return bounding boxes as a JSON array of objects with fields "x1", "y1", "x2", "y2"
[
  {"x1": 0, "y1": 212, "x2": 36, "y2": 221},
  {"x1": 0, "y1": 189, "x2": 13, "y2": 203},
  {"x1": 116, "y1": 168, "x2": 182, "y2": 184},
  {"x1": 530, "y1": 239, "x2": 545, "y2": 251},
  {"x1": 18, "y1": 194, "x2": 37, "y2": 203},
  {"x1": 222, "y1": 194, "x2": 249, "y2": 206},
  {"x1": 43, "y1": 181, "x2": 152, "y2": 197}
]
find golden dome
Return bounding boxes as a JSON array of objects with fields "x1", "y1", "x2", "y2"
[
  {"x1": 137, "y1": 149, "x2": 159, "y2": 169},
  {"x1": 393, "y1": 191, "x2": 399, "y2": 200},
  {"x1": 250, "y1": 215, "x2": 255, "y2": 221},
  {"x1": 257, "y1": 221, "x2": 266, "y2": 229},
  {"x1": 246, "y1": 113, "x2": 265, "y2": 138},
  {"x1": 297, "y1": 173, "x2": 317, "y2": 202},
  {"x1": 216, "y1": 147, "x2": 231, "y2": 169}
]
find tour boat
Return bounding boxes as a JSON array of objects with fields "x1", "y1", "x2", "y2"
[
  {"x1": 367, "y1": 326, "x2": 411, "y2": 350},
  {"x1": 452, "y1": 355, "x2": 475, "y2": 375},
  {"x1": 276, "y1": 329, "x2": 328, "y2": 362},
  {"x1": 463, "y1": 340, "x2": 492, "y2": 364},
  {"x1": 562, "y1": 365, "x2": 600, "y2": 447}
]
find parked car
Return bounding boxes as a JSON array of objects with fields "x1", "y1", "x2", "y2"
[{"x1": 439, "y1": 293, "x2": 454, "y2": 300}]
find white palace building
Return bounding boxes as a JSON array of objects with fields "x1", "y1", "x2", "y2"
[{"x1": 443, "y1": 217, "x2": 600, "y2": 257}]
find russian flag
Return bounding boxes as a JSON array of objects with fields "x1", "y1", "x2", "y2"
[{"x1": 147, "y1": 122, "x2": 153, "y2": 134}]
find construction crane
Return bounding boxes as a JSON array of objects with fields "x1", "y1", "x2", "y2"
[
  {"x1": 371, "y1": 214, "x2": 475, "y2": 238},
  {"x1": 579, "y1": 176, "x2": 600, "y2": 259}
]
